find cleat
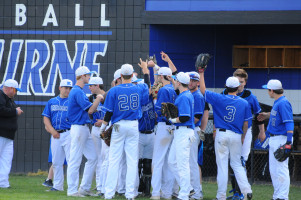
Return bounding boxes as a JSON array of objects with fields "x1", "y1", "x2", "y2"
[
  {"x1": 78, "y1": 187, "x2": 97, "y2": 196},
  {"x1": 67, "y1": 192, "x2": 85, "y2": 197},
  {"x1": 42, "y1": 179, "x2": 53, "y2": 187}
]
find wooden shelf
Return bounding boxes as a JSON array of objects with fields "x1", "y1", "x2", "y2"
[{"x1": 233, "y1": 45, "x2": 301, "y2": 69}]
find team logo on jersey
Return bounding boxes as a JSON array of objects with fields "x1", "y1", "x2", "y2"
[{"x1": 51, "y1": 105, "x2": 68, "y2": 112}]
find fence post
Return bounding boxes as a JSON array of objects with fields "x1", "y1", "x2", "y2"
[{"x1": 250, "y1": 148, "x2": 254, "y2": 185}]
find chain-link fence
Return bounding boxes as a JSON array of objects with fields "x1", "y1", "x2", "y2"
[{"x1": 201, "y1": 114, "x2": 301, "y2": 186}]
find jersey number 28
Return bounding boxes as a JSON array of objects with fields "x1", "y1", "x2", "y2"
[{"x1": 118, "y1": 93, "x2": 139, "y2": 111}]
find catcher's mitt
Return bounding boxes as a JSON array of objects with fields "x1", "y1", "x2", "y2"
[
  {"x1": 274, "y1": 144, "x2": 291, "y2": 162},
  {"x1": 100, "y1": 125, "x2": 113, "y2": 146},
  {"x1": 195, "y1": 53, "x2": 211, "y2": 73},
  {"x1": 151, "y1": 82, "x2": 163, "y2": 99},
  {"x1": 147, "y1": 54, "x2": 157, "y2": 64},
  {"x1": 161, "y1": 102, "x2": 178, "y2": 119}
]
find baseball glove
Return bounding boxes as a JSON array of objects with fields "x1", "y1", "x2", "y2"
[
  {"x1": 161, "y1": 102, "x2": 178, "y2": 119},
  {"x1": 195, "y1": 53, "x2": 211, "y2": 73},
  {"x1": 100, "y1": 125, "x2": 113, "y2": 146},
  {"x1": 274, "y1": 144, "x2": 292, "y2": 162},
  {"x1": 151, "y1": 82, "x2": 163, "y2": 99}
]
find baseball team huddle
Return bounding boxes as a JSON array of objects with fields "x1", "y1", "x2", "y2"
[{"x1": 0, "y1": 52, "x2": 294, "y2": 200}]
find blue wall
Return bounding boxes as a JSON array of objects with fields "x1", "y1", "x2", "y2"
[
  {"x1": 149, "y1": 25, "x2": 301, "y2": 89},
  {"x1": 145, "y1": 0, "x2": 301, "y2": 11}
]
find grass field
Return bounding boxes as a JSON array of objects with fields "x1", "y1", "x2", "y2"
[{"x1": 0, "y1": 175, "x2": 300, "y2": 200}]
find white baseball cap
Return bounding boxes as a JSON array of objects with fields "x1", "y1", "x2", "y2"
[
  {"x1": 60, "y1": 79, "x2": 73, "y2": 87},
  {"x1": 132, "y1": 74, "x2": 143, "y2": 83},
  {"x1": 188, "y1": 72, "x2": 200, "y2": 81},
  {"x1": 226, "y1": 76, "x2": 240, "y2": 88},
  {"x1": 262, "y1": 79, "x2": 282, "y2": 90},
  {"x1": 176, "y1": 72, "x2": 190, "y2": 85},
  {"x1": 114, "y1": 69, "x2": 121, "y2": 81},
  {"x1": 121, "y1": 64, "x2": 134, "y2": 75},
  {"x1": 87, "y1": 77, "x2": 103, "y2": 85},
  {"x1": 75, "y1": 66, "x2": 93, "y2": 76},
  {"x1": 3, "y1": 79, "x2": 22, "y2": 91},
  {"x1": 155, "y1": 67, "x2": 172, "y2": 76}
]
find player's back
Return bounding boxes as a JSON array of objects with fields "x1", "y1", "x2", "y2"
[
  {"x1": 206, "y1": 90, "x2": 251, "y2": 134},
  {"x1": 104, "y1": 83, "x2": 148, "y2": 124}
]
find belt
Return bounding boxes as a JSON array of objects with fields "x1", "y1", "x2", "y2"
[
  {"x1": 140, "y1": 130, "x2": 153, "y2": 134},
  {"x1": 270, "y1": 133, "x2": 284, "y2": 137},
  {"x1": 56, "y1": 129, "x2": 70, "y2": 133},
  {"x1": 79, "y1": 124, "x2": 89, "y2": 126},
  {"x1": 219, "y1": 128, "x2": 226, "y2": 132},
  {"x1": 165, "y1": 121, "x2": 172, "y2": 125},
  {"x1": 176, "y1": 126, "x2": 190, "y2": 130}
]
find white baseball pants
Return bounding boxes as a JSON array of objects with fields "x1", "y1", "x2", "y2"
[
  {"x1": 117, "y1": 151, "x2": 126, "y2": 194},
  {"x1": 51, "y1": 130, "x2": 71, "y2": 191},
  {"x1": 215, "y1": 129, "x2": 252, "y2": 200},
  {"x1": 0, "y1": 137, "x2": 13, "y2": 188},
  {"x1": 269, "y1": 135, "x2": 290, "y2": 200},
  {"x1": 151, "y1": 122, "x2": 174, "y2": 198},
  {"x1": 91, "y1": 125, "x2": 103, "y2": 191},
  {"x1": 67, "y1": 125, "x2": 97, "y2": 195},
  {"x1": 168, "y1": 127, "x2": 192, "y2": 200},
  {"x1": 104, "y1": 120, "x2": 139, "y2": 199},
  {"x1": 99, "y1": 140, "x2": 110, "y2": 194},
  {"x1": 241, "y1": 126, "x2": 252, "y2": 161},
  {"x1": 139, "y1": 132, "x2": 155, "y2": 159},
  {"x1": 190, "y1": 127, "x2": 202, "y2": 199}
]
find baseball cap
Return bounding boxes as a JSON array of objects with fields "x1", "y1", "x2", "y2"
[
  {"x1": 87, "y1": 77, "x2": 103, "y2": 85},
  {"x1": 114, "y1": 69, "x2": 121, "y2": 81},
  {"x1": 132, "y1": 74, "x2": 143, "y2": 83},
  {"x1": 120, "y1": 64, "x2": 134, "y2": 75},
  {"x1": 75, "y1": 66, "x2": 93, "y2": 76},
  {"x1": 176, "y1": 72, "x2": 190, "y2": 85},
  {"x1": 3, "y1": 79, "x2": 22, "y2": 91},
  {"x1": 155, "y1": 67, "x2": 172, "y2": 76},
  {"x1": 60, "y1": 79, "x2": 73, "y2": 87},
  {"x1": 188, "y1": 72, "x2": 200, "y2": 81},
  {"x1": 262, "y1": 79, "x2": 282, "y2": 90},
  {"x1": 225, "y1": 76, "x2": 240, "y2": 88}
]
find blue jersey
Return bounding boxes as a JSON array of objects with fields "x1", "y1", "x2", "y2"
[
  {"x1": 103, "y1": 83, "x2": 149, "y2": 124},
  {"x1": 191, "y1": 90, "x2": 205, "y2": 127},
  {"x1": 42, "y1": 96, "x2": 71, "y2": 130},
  {"x1": 224, "y1": 89, "x2": 261, "y2": 128},
  {"x1": 205, "y1": 90, "x2": 252, "y2": 134},
  {"x1": 139, "y1": 95, "x2": 156, "y2": 132},
  {"x1": 174, "y1": 90, "x2": 195, "y2": 129},
  {"x1": 155, "y1": 84, "x2": 177, "y2": 122},
  {"x1": 67, "y1": 85, "x2": 93, "y2": 125},
  {"x1": 89, "y1": 94, "x2": 105, "y2": 124},
  {"x1": 267, "y1": 96, "x2": 293, "y2": 136}
]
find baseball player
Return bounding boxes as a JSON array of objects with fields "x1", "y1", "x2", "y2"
[
  {"x1": 225, "y1": 69, "x2": 265, "y2": 199},
  {"x1": 168, "y1": 72, "x2": 195, "y2": 200},
  {"x1": 187, "y1": 72, "x2": 205, "y2": 200},
  {"x1": 42, "y1": 79, "x2": 73, "y2": 191},
  {"x1": 87, "y1": 76, "x2": 106, "y2": 194},
  {"x1": 0, "y1": 79, "x2": 23, "y2": 188},
  {"x1": 100, "y1": 62, "x2": 149, "y2": 200},
  {"x1": 132, "y1": 69, "x2": 155, "y2": 197},
  {"x1": 66, "y1": 66, "x2": 103, "y2": 197},
  {"x1": 198, "y1": 70, "x2": 253, "y2": 200},
  {"x1": 258, "y1": 79, "x2": 293, "y2": 200},
  {"x1": 151, "y1": 67, "x2": 177, "y2": 200}
]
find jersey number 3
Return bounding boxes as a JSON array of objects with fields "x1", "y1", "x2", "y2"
[
  {"x1": 118, "y1": 93, "x2": 139, "y2": 111},
  {"x1": 224, "y1": 106, "x2": 236, "y2": 122}
]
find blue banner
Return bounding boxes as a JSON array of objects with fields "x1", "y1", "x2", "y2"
[{"x1": 145, "y1": 0, "x2": 301, "y2": 11}]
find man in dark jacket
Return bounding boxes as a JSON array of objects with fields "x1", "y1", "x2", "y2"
[{"x1": 0, "y1": 79, "x2": 23, "y2": 188}]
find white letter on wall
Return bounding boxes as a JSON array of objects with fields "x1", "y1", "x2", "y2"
[
  {"x1": 15, "y1": 4, "x2": 27, "y2": 26},
  {"x1": 75, "y1": 4, "x2": 84, "y2": 26},
  {"x1": 42, "y1": 4, "x2": 58, "y2": 26},
  {"x1": 100, "y1": 4, "x2": 110, "y2": 27}
]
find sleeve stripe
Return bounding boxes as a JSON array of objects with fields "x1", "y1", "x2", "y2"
[
  {"x1": 42, "y1": 113, "x2": 50, "y2": 117},
  {"x1": 283, "y1": 120, "x2": 294, "y2": 122},
  {"x1": 179, "y1": 114, "x2": 191, "y2": 117},
  {"x1": 194, "y1": 111, "x2": 203, "y2": 115},
  {"x1": 245, "y1": 116, "x2": 253, "y2": 121},
  {"x1": 255, "y1": 108, "x2": 262, "y2": 114},
  {"x1": 102, "y1": 106, "x2": 113, "y2": 112},
  {"x1": 83, "y1": 103, "x2": 93, "y2": 111}
]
